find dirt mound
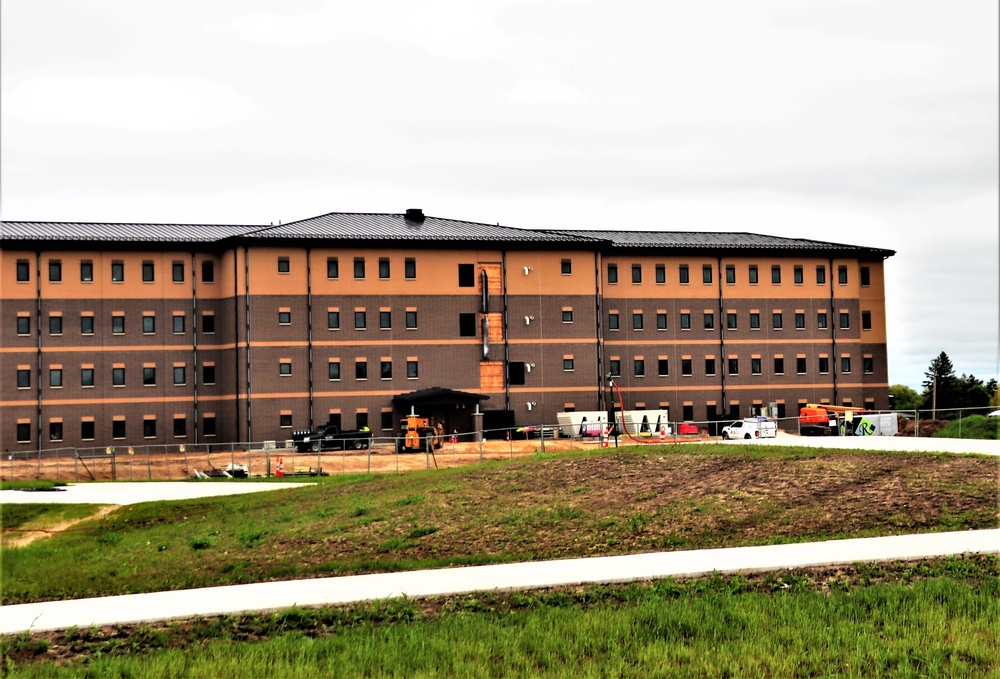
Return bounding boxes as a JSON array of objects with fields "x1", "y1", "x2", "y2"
[{"x1": 897, "y1": 419, "x2": 948, "y2": 438}]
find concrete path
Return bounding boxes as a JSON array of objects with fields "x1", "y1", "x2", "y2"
[{"x1": 3, "y1": 529, "x2": 997, "y2": 634}]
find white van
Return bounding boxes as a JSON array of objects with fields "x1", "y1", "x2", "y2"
[{"x1": 721, "y1": 418, "x2": 777, "y2": 440}]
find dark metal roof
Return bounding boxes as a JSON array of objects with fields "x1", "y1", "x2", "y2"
[
  {"x1": 1, "y1": 221, "x2": 261, "y2": 243},
  {"x1": 393, "y1": 387, "x2": 491, "y2": 406},
  {"x1": 247, "y1": 212, "x2": 584, "y2": 243},
  {"x1": 554, "y1": 229, "x2": 895, "y2": 257}
]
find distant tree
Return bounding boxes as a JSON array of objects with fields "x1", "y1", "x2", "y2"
[
  {"x1": 920, "y1": 352, "x2": 960, "y2": 412},
  {"x1": 956, "y1": 373, "x2": 991, "y2": 409},
  {"x1": 987, "y1": 379, "x2": 999, "y2": 407},
  {"x1": 889, "y1": 384, "x2": 920, "y2": 411}
]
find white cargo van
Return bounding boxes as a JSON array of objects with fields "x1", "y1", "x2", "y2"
[{"x1": 721, "y1": 418, "x2": 778, "y2": 440}]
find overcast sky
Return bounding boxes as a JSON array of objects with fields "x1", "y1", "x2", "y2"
[{"x1": 2, "y1": 0, "x2": 998, "y2": 390}]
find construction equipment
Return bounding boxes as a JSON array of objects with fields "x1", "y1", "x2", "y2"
[
  {"x1": 798, "y1": 404, "x2": 898, "y2": 437},
  {"x1": 396, "y1": 416, "x2": 444, "y2": 454}
]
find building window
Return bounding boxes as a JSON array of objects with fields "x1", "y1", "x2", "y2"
[
  {"x1": 279, "y1": 361, "x2": 292, "y2": 376},
  {"x1": 406, "y1": 360, "x2": 419, "y2": 379},
  {"x1": 728, "y1": 358, "x2": 739, "y2": 375},
  {"x1": 609, "y1": 360, "x2": 621, "y2": 378},
  {"x1": 841, "y1": 357, "x2": 852, "y2": 373},
  {"x1": 379, "y1": 311, "x2": 391, "y2": 329},
  {"x1": 794, "y1": 266, "x2": 803, "y2": 285},
  {"x1": 751, "y1": 358, "x2": 762, "y2": 375},
  {"x1": 860, "y1": 267, "x2": 871, "y2": 287},
  {"x1": 839, "y1": 312, "x2": 850, "y2": 330},
  {"x1": 655, "y1": 264, "x2": 665, "y2": 284},
  {"x1": 863, "y1": 357, "x2": 874, "y2": 374},
  {"x1": 202, "y1": 261, "x2": 215, "y2": 283},
  {"x1": 406, "y1": 310, "x2": 417, "y2": 329},
  {"x1": 143, "y1": 366, "x2": 156, "y2": 386},
  {"x1": 702, "y1": 265, "x2": 712, "y2": 284},
  {"x1": 509, "y1": 361, "x2": 526, "y2": 384},
  {"x1": 49, "y1": 260, "x2": 62, "y2": 282},
  {"x1": 680, "y1": 313, "x2": 691, "y2": 330},
  {"x1": 656, "y1": 313, "x2": 667, "y2": 330},
  {"x1": 17, "y1": 369, "x2": 30, "y2": 388},
  {"x1": 862, "y1": 311, "x2": 872, "y2": 330},
  {"x1": 658, "y1": 358, "x2": 669, "y2": 376},
  {"x1": 749, "y1": 265, "x2": 758, "y2": 285},
  {"x1": 355, "y1": 310, "x2": 367, "y2": 330},
  {"x1": 381, "y1": 361, "x2": 393, "y2": 379},
  {"x1": 173, "y1": 366, "x2": 186, "y2": 385},
  {"x1": 726, "y1": 313, "x2": 737, "y2": 330},
  {"x1": 458, "y1": 263, "x2": 475, "y2": 287},
  {"x1": 111, "y1": 261, "x2": 124, "y2": 282},
  {"x1": 17, "y1": 316, "x2": 30, "y2": 335},
  {"x1": 16, "y1": 260, "x2": 30, "y2": 282},
  {"x1": 679, "y1": 265, "x2": 689, "y2": 284},
  {"x1": 49, "y1": 315, "x2": 63, "y2": 335},
  {"x1": 816, "y1": 265, "x2": 826, "y2": 285},
  {"x1": 143, "y1": 315, "x2": 155, "y2": 334},
  {"x1": 112, "y1": 315, "x2": 125, "y2": 334},
  {"x1": 80, "y1": 314, "x2": 94, "y2": 334},
  {"x1": 608, "y1": 312, "x2": 620, "y2": 331},
  {"x1": 280, "y1": 414, "x2": 293, "y2": 429},
  {"x1": 795, "y1": 312, "x2": 805, "y2": 330},
  {"x1": 459, "y1": 313, "x2": 476, "y2": 336},
  {"x1": 142, "y1": 261, "x2": 155, "y2": 282},
  {"x1": 703, "y1": 312, "x2": 714, "y2": 330},
  {"x1": 379, "y1": 258, "x2": 390, "y2": 279},
  {"x1": 561, "y1": 259, "x2": 572, "y2": 275},
  {"x1": 562, "y1": 309, "x2": 573, "y2": 323},
  {"x1": 327, "y1": 311, "x2": 340, "y2": 329},
  {"x1": 681, "y1": 359, "x2": 692, "y2": 376},
  {"x1": 774, "y1": 357, "x2": 784, "y2": 374},
  {"x1": 202, "y1": 314, "x2": 215, "y2": 333},
  {"x1": 81, "y1": 261, "x2": 94, "y2": 282},
  {"x1": 17, "y1": 422, "x2": 31, "y2": 443},
  {"x1": 203, "y1": 364, "x2": 216, "y2": 384},
  {"x1": 607, "y1": 263, "x2": 618, "y2": 284},
  {"x1": 563, "y1": 358, "x2": 574, "y2": 372},
  {"x1": 819, "y1": 357, "x2": 830, "y2": 374},
  {"x1": 112, "y1": 419, "x2": 126, "y2": 439},
  {"x1": 796, "y1": 357, "x2": 807, "y2": 374},
  {"x1": 143, "y1": 419, "x2": 156, "y2": 438},
  {"x1": 771, "y1": 265, "x2": 781, "y2": 284},
  {"x1": 356, "y1": 412, "x2": 369, "y2": 430},
  {"x1": 278, "y1": 257, "x2": 290, "y2": 274},
  {"x1": 634, "y1": 359, "x2": 645, "y2": 377},
  {"x1": 632, "y1": 264, "x2": 642, "y2": 284},
  {"x1": 327, "y1": 257, "x2": 339, "y2": 279},
  {"x1": 772, "y1": 313, "x2": 783, "y2": 330},
  {"x1": 113, "y1": 367, "x2": 125, "y2": 386},
  {"x1": 328, "y1": 361, "x2": 341, "y2": 380},
  {"x1": 632, "y1": 312, "x2": 643, "y2": 330},
  {"x1": 203, "y1": 416, "x2": 216, "y2": 436},
  {"x1": 354, "y1": 258, "x2": 366, "y2": 279},
  {"x1": 172, "y1": 261, "x2": 184, "y2": 282},
  {"x1": 750, "y1": 313, "x2": 760, "y2": 330},
  {"x1": 381, "y1": 411, "x2": 394, "y2": 431},
  {"x1": 405, "y1": 258, "x2": 416, "y2": 279},
  {"x1": 705, "y1": 358, "x2": 716, "y2": 376},
  {"x1": 278, "y1": 311, "x2": 291, "y2": 325},
  {"x1": 173, "y1": 315, "x2": 185, "y2": 334},
  {"x1": 818, "y1": 312, "x2": 828, "y2": 330},
  {"x1": 174, "y1": 417, "x2": 187, "y2": 437},
  {"x1": 356, "y1": 360, "x2": 368, "y2": 380},
  {"x1": 81, "y1": 368, "x2": 94, "y2": 387},
  {"x1": 838, "y1": 265, "x2": 848, "y2": 285},
  {"x1": 725, "y1": 265, "x2": 735, "y2": 284},
  {"x1": 81, "y1": 421, "x2": 95, "y2": 440}
]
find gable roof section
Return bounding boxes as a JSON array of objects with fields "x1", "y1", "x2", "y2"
[{"x1": 1, "y1": 221, "x2": 260, "y2": 243}]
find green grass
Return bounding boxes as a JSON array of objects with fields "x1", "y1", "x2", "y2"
[
  {"x1": 0, "y1": 479, "x2": 67, "y2": 490},
  {"x1": 5, "y1": 556, "x2": 997, "y2": 677},
  {"x1": 934, "y1": 414, "x2": 1000, "y2": 440},
  {"x1": 3, "y1": 446, "x2": 997, "y2": 606}
]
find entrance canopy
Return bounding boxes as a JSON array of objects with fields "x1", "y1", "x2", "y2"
[{"x1": 392, "y1": 387, "x2": 490, "y2": 410}]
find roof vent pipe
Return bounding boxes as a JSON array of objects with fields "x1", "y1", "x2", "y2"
[{"x1": 404, "y1": 208, "x2": 425, "y2": 222}]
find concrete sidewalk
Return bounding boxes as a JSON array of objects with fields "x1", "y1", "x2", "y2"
[{"x1": 3, "y1": 529, "x2": 997, "y2": 634}]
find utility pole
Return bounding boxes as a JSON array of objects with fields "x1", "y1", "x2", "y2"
[{"x1": 932, "y1": 372, "x2": 937, "y2": 420}]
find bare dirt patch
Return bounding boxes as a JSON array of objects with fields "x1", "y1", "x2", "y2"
[{"x1": 4, "y1": 505, "x2": 121, "y2": 548}]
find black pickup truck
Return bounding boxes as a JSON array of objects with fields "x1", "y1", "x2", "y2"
[{"x1": 292, "y1": 424, "x2": 372, "y2": 452}]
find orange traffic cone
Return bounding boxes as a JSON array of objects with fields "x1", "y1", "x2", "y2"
[
  {"x1": 601, "y1": 426, "x2": 609, "y2": 449},
  {"x1": 659, "y1": 426, "x2": 666, "y2": 442},
  {"x1": 275, "y1": 457, "x2": 284, "y2": 478}
]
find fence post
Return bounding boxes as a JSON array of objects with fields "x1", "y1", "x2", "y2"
[{"x1": 915, "y1": 410, "x2": 920, "y2": 437}]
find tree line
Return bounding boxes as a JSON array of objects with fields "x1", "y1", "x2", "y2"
[{"x1": 889, "y1": 351, "x2": 999, "y2": 415}]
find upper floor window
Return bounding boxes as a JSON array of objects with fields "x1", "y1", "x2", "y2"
[
  {"x1": 327, "y1": 257, "x2": 339, "y2": 279},
  {"x1": 111, "y1": 261, "x2": 124, "y2": 283},
  {"x1": 655, "y1": 264, "x2": 665, "y2": 284},
  {"x1": 818, "y1": 312, "x2": 828, "y2": 329},
  {"x1": 354, "y1": 257, "x2": 366, "y2": 279},
  {"x1": 405, "y1": 258, "x2": 416, "y2": 279},
  {"x1": 201, "y1": 313, "x2": 215, "y2": 333},
  {"x1": 750, "y1": 313, "x2": 760, "y2": 330},
  {"x1": 702, "y1": 265, "x2": 712, "y2": 284},
  {"x1": 49, "y1": 315, "x2": 63, "y2": 335},
  {"x1": 406, "y1": 310, "x2": 417, "y2": 329},
  {"x1": 862, "y1": 311, "x2": 872, "y2": 330},
  {"x1": 143, "y1": 314, "x2": 156, "y2": 334},
  {"x1": 201, "y1": 261, "x2": 215, "y2": 283},
  {"x1": 771, "y1": 265, "x2": 781, "y2": 284},
  {"x1": 278, "y1": 311, "x2": 291, "y2": 325},
  {"x1": 49, "y1": 260, "x2": 62, "y2": 282},
  {"x1": 816, "y1": 265, "x2": 826, "y2": 285},
  {"x1": 561, "y1": 260, "x2": 571, "y2": 275},
  {"x1": 632, "y1": 264, "x2": 642, "y2": 284},
  {"x1": 838, "y1": 265, "x2": 848, "y2": 285},
  {"x1": 379, "y1": 310, "x2": 391, "y2": 329},
  {"x1": 81, "y1": 261, "x2": 94, "y2": 282},
  {"x1": 679, "y1": 265, "x2": 689, "y2": 284},
  {"x1": 172, "y1": 261, "x2": 185, "y2": 283},
  {"x1": 793, "y1": 266, "x2": 803, "y2": 285},
  {"x1": 278, "y1": 257, "x2": 290, "y2": 274},
  {"x1": 860, "y1": 266, "x2": 871, "y2": 287},
  {"x1": 328, "y1": 311, "x2": 340, "y2": 330},
  {"x1": 725, "y1": 265, "x2": 735, "y2": 284},
  {"x1": 632, "y1": 312, "x2": 643, "y2": 330},
  {"x1": 459, "y1": 313, "x2": 476, "y2": 336},
  {"x1": 607, "y1": 263, "x2": 618, "y2": 284},
  {"x1": 680, "y1": 313, "x2": 691, "y2": 330},
  {"x1": 355, "y1": 310, "x2": 367, "y2": 330},
  {"x1": 81, "y1": 315, "x2": 94, "y2": 335},
  {"x1": 142, "y1": 261, "x2": 155, "y2": 282},
  {"x1": 772, "y1": 312, "x2": 783, "y2": 330},
  {"x1": 112, "y1": 315, "x2": 125, "y2": 334},
  {"x1": 379, "y1": 258, "x2": 390, "y2": 279},
  {"x1": 748, "y1": 265, "x2": 758, "y2": 285},
  {"x1": 458, "y1": 263, "x2": 475, "y2": 287},
  {"x1": 562, "y1": 309, "x2": 573, "y2": 323},
  {"x1": 839, "y1": 312, "x2": 850, "y2": 329},
  {"x1": 656, "y1": 312, "x2": 667, "y2": 330},
  {"x1": 726, "y1": 313, "x2": 737, "y2": 330},
  {"x1": 703, "y1": 312, "x2": 714, "y2": 330},
  {"x1": 17, "y1": 316, "x2": 31, "y2": 335},
  {"x1": 795, "y1": 312, "x2": 805, "y2": 329},
  {"x1": 608, "y1": 312, "x2": 620, "y2": 331},
  {"x1": 16, "y1": 260, "x2": 30, "y2": 282}
]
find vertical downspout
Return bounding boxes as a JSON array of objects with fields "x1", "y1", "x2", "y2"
[
  {"x1": 501, "y1": 250, "x2": 510, "y2": 411},
  {"x1": 232, "y1": 248, "x2": 241, "y2": 444},
  {"x1": 244, "y1": 246, "x2": 252, "y2": 443},
  {"x1": 35, "y1": 252, "x2": 43, "y2": 449},
  {"x1": 717, "y1": 257, "x2": 726, "y2": 412},
  {"x1": 191, "y1": 253, "x2": 199, "y2": 444},
  {"x1": 594, "y1": 250, "x2": 604, "y2": 412},
  {"x1": 829, "y1": 257, "x2": 837, "y2": 404},
  {"x1": 306, "y1": 248, "x2": 314, "y2": 427}
]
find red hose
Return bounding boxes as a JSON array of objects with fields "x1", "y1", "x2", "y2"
[{"x1": 610, "y1": 379, "x2": 664, "y2": 445}]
